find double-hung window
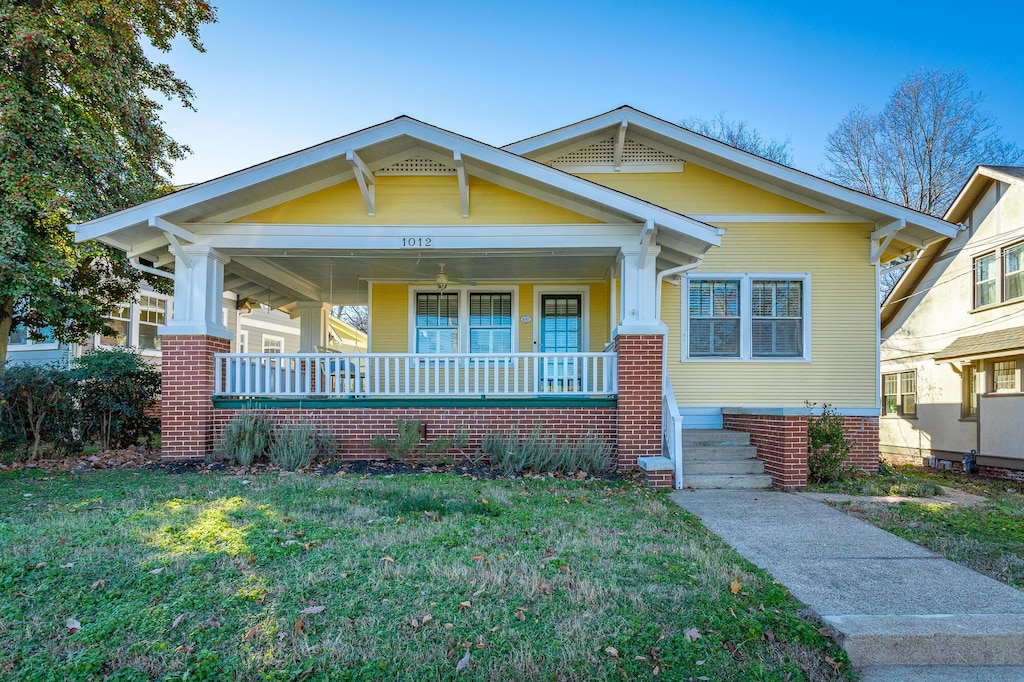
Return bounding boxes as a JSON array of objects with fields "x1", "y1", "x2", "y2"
[
  {"x1": 1004, "y1": 243, "x2": 1024, "y2": 301},
  {"x1": 882, "y1": 370, "x2": 916, "y2": 416},
  {"x1": 100, "y1": 305, "x2": 131, "y2": 347},
  {"x1": 414, "y1": 290, "x2": 515, "y2": 354},
  {"x1": 686, "y1": 275, "x2": 808, "y2": 360},
  {"x1": 98, "y1": 294, "x2": 170, "y2": 352},
  {"x1": 991, "y1": 359, "x2": 1021, "y2": 392},
  {"x1": 975, "y1": 253, "x2": 998, "y2": 307}
]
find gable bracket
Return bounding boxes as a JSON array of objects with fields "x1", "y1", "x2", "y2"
[
  {"x1": 148, "y1": 216, "x2": 196, "y2": 268},
  {"x1": 453, "y1": 150, "x2": 469, "y2": 218},
  {"x1": 870, "y1": 219, "x2": 906, "y2": 264},
  {"x1": 613, "y1": 119, "x2": 628, "y2": 171},
  {"x1": 345, "y1": 150, "x2": 376, "y2": 217},
  {"x1": 639, "y1": 218, "x2": 655, "y2": 263}
]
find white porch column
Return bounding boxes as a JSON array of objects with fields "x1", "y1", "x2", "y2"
[
  {"x1": 295, "y1": 302, "x2": 331, "y2": 352},
  {"x1": 616, "y1": 244, "x2": 666, "y2": 336},
  {"x1": 161, "y1": 245, "x2": 232, "y2": 339}
]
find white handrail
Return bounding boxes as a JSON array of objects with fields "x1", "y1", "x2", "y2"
[
  {"x1": 663, "y1": 377, "x2": 684, "y2": 489},
  {"x1": 213, "y1": 352, "x2": 617, "y2": 398}
]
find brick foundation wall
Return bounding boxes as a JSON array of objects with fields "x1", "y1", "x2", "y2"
[
  {"x1": 161, "y1": 335, "x2": 231, "y2": 460},
  {"x1": 644, "y1": 469, "x2": 673, "y2": 489},
  {"x1": 211, "y1": 406, "x2": 617, "y2": 461},
  {"x1": 615, "y1": 334, "x2": 663, "y2": 471},
  {"x1": 722, "y1": 413, "x2": 880, "y2": 490}
]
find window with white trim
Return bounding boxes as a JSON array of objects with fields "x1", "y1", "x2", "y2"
[
  {"x1": 137, "y1": 296, "x2": 165, "y2": 351},
  {"x1": 882, "y1": 370, "x2": 916, "y2": 416},
  {"x1": 262, "y1": 335, "x2": 284, "y2": 354},
  {"x1": 8, "y1": 324, "x2": 56, "y2": 347},
  {"x1": 100, "y1": 305, "x2": 131, "y2": 347},
  {"x1": 963, "y1": 364, "x2": 978, "y2": 418},
  {"x1": 991, "y1": 359, "x2": 1021, "y2": 392},
  {"x1": 685, "y1": 275, "x2": 809, "y2": 361},
  {"x1": 237, "y1": 330, "x2": 249, "y2": 354},
  {"x1": 412, "y1": 289, "x2": 516, "y2": 354}
]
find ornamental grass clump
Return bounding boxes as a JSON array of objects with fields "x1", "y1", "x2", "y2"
[
  {"x1": 268, "y1": 420, "x2": 336, "y2": 471},
  {"x1": 217, "y1": 411, "x2": 273, "y2": 466},
  {"x1": 481, "y1": 426, "x2": 614, "y2": 476}
]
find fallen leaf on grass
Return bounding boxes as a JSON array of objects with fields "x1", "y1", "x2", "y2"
[
  {"x1": 730, "y1": 578, "x2": 742, "y2": 594},
  {"x1": 382, "y1": 556, "x2": 395, "y2": 563},
  {"x1": 684, "y1": 627, "x2": 702, "y2": 642},
  {"x1": 824, "y1": 656, "x2": 843, "y2": 671},
  {"x1": 90, "y1": 579, "x2": 106, "y2": 590},
  {"x1": 300, "y1": 606, "x2": 326, "y2": 615},
  {"x1": 149, "y1": 567, "x2": 165, "y2": 575},
  {"x1": 470, "y1": 554, "x2": 484, "y2": 562},
  {"x1": 60, "y1": 563, "x2": 74, "y2": 569},
  {"x1": 171, "y1": 614, "x2": 186, "y2": 629},
  {"x1": 558, "y1": 565, "x2": 571, "y2": 574},
  {"x1": 243, "y1": 625, "x2": 263, "y2": 641},
  {"x1": 458, "y1": 601, "x2": 472, "y2": 610},
  {"x1": 174, "y1": 643, "x2": 194, "y2": 654},
  {"x1": 66, "y1": 618, "x2": 81, "y2": 634},
  {"x1": 763, "y1": 630, "x2": 776, "y2": 644},
  {"x1": 407, "y1": 618, "x2": 420, "y2": 629},
  {"x1": 455, "y1": 649, "x2": 471, "y2": 671},
  {"x1": 421, "y1": 614, "x2": 433, "y2": 625},
  {"x1": 604, "y1": 647, "x2": 619, "y2": 658},
  {"x1": 652, "y1": 665, "x2": 660, "y2": 676},
  {"x1": 538, "y1": 581, "x2": 553, "y2": 595}
]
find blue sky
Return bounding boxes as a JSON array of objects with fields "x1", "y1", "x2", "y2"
[{"x1": 158, "y1": 0, "x2": 1024, "y2": 185}]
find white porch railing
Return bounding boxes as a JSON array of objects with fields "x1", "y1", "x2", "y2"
[
  {"x1": 214, "y1": 352, "x2": 617, "y2": 398},
  {"x1": 663, "y1": 377, "x2": 684, "y2": 489}
]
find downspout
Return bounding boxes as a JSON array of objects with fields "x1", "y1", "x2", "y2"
[{"x1": 656, "y1": 258, "x2": 704, "y2": 490}]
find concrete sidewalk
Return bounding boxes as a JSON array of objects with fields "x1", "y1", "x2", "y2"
[{"x1": 671, "y1": 490, "x2": 1024, "y2": 679}]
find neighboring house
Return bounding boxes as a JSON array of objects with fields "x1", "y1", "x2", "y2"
[
  {"x1": 881, "y1": 166, "x2": 1024, "y2": 480},
  {"x1": 71, "y1": 107, "x2": 955, "y2": 489}
]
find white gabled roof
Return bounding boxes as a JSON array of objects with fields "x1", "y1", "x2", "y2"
[
  {"x1": 73, "y1": 115, "x2": 722, "y2": 259},
  {"x1": 506, "y1": 106, "x2": 959, "y2": 248}
]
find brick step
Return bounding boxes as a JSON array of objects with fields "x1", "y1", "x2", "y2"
[
  {"x1": 681, "y1": 429, "x2": 751, "y2": 447},
  {"x1": 682, "y1": 459, "x2": 766, "y2": 476}
]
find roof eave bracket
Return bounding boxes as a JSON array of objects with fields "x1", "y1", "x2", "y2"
[
  {"x1": 346, "y1": 150, "x2": 376, "y2": 217},
  {"x1": 613, "y1": 120, "x2": 628, "y2": 172},
  {"x1": 870, "y1": 219, "x2": 907, "y2": 264},
  {"x1": 454, "y1": 150, "x2": 469, "y2": 218}
]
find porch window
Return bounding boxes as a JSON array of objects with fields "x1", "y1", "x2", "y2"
[
  {"x1": 100, "y1": 305, "x2": 131, "y2": 347},
  {"x1": 262, "y1": 335, "x2": 284, "y2": 354},
  {"x1": 752, "y1": 280, "x2": 803, "y2": 357},
  {"x1": 415, "y1": 292, "x2": 459, "y2": 353},
  {"x1": 975, "y1": 253, "x2": 997, "y2": 307},
  {"x1": 882, "y1": 370, "x2": 916, "y2": 416},
  {"x1": 469, "y1": 293, "x2": 512, "y2": 353},
  {"x1": 991, "y1": 359, "x2": 1020, "y2": 392},
  {"x1": 688, "y1": 280, "x2": 740, "y2": 357},
  {"x1": 1004, "y1": 243, "x2": 1024, "y2": 301}
]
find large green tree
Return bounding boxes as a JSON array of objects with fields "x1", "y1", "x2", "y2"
[{"x1": 0, "y1": 0, "x2": 216, "y2": 362}]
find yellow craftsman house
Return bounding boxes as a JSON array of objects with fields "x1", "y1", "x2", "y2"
[{"x1": 74, "y1": 107, "x2": 956, "y2": 489}]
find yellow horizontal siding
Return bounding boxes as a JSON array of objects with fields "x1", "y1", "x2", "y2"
[
  {"x1": 577, "y1": 166, "x2": 821, "y2": 214},
  {"x1": 236, "y1": 176, "x2": 600, "y2": 225},
  {"x1": 370, "y1": 282, "x2": 611, "y2": 354},
  {"x1": 664, "y1": 223, "x2": 877, "y2": 407}
]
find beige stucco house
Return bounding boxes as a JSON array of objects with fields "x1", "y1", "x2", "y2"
[{"x1": 881, "y1": 166, "x2": 1024, "y2": 479}]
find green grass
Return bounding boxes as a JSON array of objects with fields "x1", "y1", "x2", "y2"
[
  {"x1": 809, "y1": 463, "x2": 943, "y2": 498},
  {"x1": 831, "y1": 466, "x2": 1024, "y2": 588},
  {"x1": 0, "y1": 469, "x2": 854, "y2": 681}
]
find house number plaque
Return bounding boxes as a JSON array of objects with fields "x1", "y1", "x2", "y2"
[{"x1": 401, "y1": 237, "x2": 433, "y2": 247}]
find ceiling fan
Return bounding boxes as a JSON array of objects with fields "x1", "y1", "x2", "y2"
[{"x1": 435, "y1": 262, "x2": 477, "y2": 289}]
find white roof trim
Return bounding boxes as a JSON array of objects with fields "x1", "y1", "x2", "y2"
[
  {"x1": 73, "y1": 116, "x2": 722, "y2": 252},
  {"x1": 505, "y1": 107, "x2": 958, "y2": 240}
]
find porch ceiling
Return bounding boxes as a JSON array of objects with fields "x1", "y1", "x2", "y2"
[{"x1": 223, "y1": 249, "x2": 620, "y2": 308}]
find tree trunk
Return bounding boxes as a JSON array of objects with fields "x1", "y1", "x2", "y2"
[{"x1": 0, "y1": 297, "x2": 13, "y2": 367}]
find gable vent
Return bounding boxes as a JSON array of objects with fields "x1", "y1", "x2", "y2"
[
  {"x1": 550, "y1": 138, "x2": 685, "y2": 173},
  {"x1": 375, "y1": 156, "x2": 457, "y2": 175}
]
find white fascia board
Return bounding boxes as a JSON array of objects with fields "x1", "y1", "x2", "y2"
[
  {"x1": 72, "y1": 116, "x2": 721, "y2": 251},
  {"x1": 507, "y1": 108, "x2": 959, "y2": 240}
]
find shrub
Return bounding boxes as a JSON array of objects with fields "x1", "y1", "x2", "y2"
[
  {"x1": 481, "y1": 426, "x2": 614, "y2": 476},
  {"x1": 269, "y1": 421, "x2": 334, "y2": 470},
  {"x1": 72, "y1": 348, "x2": 161, "y2": 450},
  {"x1": 217, "y1": 411, "x2": 273, "y2": 466},
  {"x1": 807, "y1": 403, "x2": 851, "y2": 484},
  {"x1": 0, "y1": 363, "x2": 75, "y2": 459}
]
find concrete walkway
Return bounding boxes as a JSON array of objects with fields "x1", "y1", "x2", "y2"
[{"x1": 671, "y1": 490, "x2": 1024, "y2": 679}]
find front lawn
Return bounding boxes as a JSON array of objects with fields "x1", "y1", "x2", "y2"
[
  {"x1": 830, "y1": 466, "x2": 1024, "y2": 588},
  {"x1": 0, "y1": 469, "x2": 852, "y2": 681}
]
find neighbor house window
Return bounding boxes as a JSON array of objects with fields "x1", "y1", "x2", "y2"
[
  {"x1": 688, "y1": 280, "x2": 740, "y2": 357},
  {"x1": 882, "y1": 370, "x2": 916, "y2": 416},
  {"x1": 1004, "y1": 243, "x2": 1024, "y2": 301},
  {"x1": 991, "y1": 359, "x2": 1020, "y2": 392},
  {"x1": 262, "y1": 335, "x2": 284, "y2": 354},
  {"x1": 100, "y1": 305, "x2": 131, "y2": 346},
  {"x1": 686, "y1": 275, "x2": 808, "y2": 360},
  {"x1": 963, "y1": 364, "x2": 978, "y2": 418},
  {"x1": 415, "y1": 292, "x2": 459, "y2": 353},
  {"x1": 469, "y1": 293, "x2": 512, "y2": 353},
  {"x1": 137, "y1": 296, "x2": 165, "y2": 350},
  {"x1": 237, "y1": 330, "x2": 249, "y2": 354},
  {"x1": 974, "y1": 253, "x2": 998, "y2": 307},
  {"x1": 8, "y1": 325, "x2": 56, "y2": 347}
]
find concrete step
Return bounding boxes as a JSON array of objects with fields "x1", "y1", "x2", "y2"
[
  {"x1": 681, "y1": 429, "x2": 751, "y2": 446},
  {"x1": 682, "y1": 473, "x2": 774, "y2": 490},
  {"x1": 683, "y1": 445, "x2": 759, "y2": 461},
  {"x1": 859, "y1": 665, "x2": 1024, "y2": 682},
  {"x1": 683, "y1": 459, "x2": 765, "y2": 476},
  {"x1": 825, "y1": 614, "x2": 1024, "y2": 666}
]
